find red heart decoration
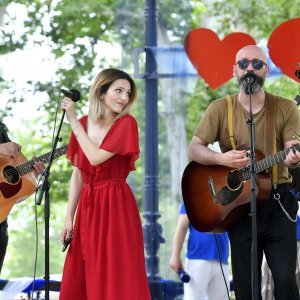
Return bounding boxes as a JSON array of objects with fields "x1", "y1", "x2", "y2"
[
  {"x1": 184, "y1": 28, "x2": 256, "y2": 89},
  {"x1": 268, "y1": 18, "x2": 300, "y2": 83}
]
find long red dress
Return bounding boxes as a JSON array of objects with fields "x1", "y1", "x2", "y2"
[{"x1": 59, "y1": 114, "x2": 151, "y2": 300}]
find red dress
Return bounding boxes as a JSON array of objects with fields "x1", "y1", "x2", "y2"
[{"x1": 59, "y1": 114, "x2": 151, "y2": 300}]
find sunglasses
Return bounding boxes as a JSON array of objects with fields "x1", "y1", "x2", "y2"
[{"x1": 236, "y1": 59, "x2": 267, "y2": 70}]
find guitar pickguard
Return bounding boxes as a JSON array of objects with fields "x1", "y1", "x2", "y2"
[
  {"x1": 0, "y1": 180, "x2": 22, "y2": 198},
  {"x1": 218, "y1": 185, "x2": 243, "y2": 205}
]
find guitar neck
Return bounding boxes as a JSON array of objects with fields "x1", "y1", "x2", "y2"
[
  {"x1": 16, "y1": 145, "x2": 68, "y2": 176},
  {"x1": 242, "y1": 144, "x2": 300, "y2": 180}
]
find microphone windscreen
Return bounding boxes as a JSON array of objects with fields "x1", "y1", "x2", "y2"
[
  {"x1": 69, "y1": 89, "x2": 81, "y2": 102},
  {"x1": 244, "y1": 73, "x2": 256, "y2": 84},
  {"x1": 61, "y1": 88, "x2": 81, "y2": 102},
  {"x1": 178, "y1": 268, "x2": 190, "y2": 283}
]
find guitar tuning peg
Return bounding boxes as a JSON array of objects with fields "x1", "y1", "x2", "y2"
[
  {"x1": 295, "y1": 62, "x2": 300, "y2": 79},
  {"x1": 294, "y1": 94, "x2": 300, "y2": 106},
  {"x1": 293, "y1": 133, "x2": 300, "y2": 141}
]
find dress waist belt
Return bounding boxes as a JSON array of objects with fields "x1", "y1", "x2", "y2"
[{"x1": 84, "y1": 179, "x2": 126, "y2": 204}]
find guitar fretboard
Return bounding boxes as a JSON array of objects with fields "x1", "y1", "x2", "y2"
[
  {"x1": 16, "y1": 145, "x2": 68, "y2": 176},
  {"x1": 242, "y1": 144, "x2": 300, "y2": 180}
]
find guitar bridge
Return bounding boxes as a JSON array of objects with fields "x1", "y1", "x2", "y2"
[{"x1": 208, "y1": 176, "x2": 219, "y2": 204}]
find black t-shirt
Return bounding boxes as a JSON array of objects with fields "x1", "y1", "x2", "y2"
[
  {"x1": 0, "y1": 122, "x2": 10, "y2": 143},
  {"x1": 0, "y1": 121, "x2": 10, "y2": 226}
]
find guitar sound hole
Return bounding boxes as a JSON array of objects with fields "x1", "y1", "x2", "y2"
[
  {"x1": 227, "y1": 169, "x2": 243, "y2": 191},
  {"x1": 3, "y1": 166, "x2": 20, "y2": 184}
]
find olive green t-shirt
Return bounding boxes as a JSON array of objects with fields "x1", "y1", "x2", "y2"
[{"x1": 194, "y1": 92, "x2": 300, "y2": 184}]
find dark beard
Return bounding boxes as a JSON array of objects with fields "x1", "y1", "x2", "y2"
[{"x1": 238, "y1": 72, "x2": 265, "y2": 95}]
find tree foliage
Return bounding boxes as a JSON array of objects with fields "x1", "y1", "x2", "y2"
[
  {"x1": 0, "y1": 0, "x2": 299, "y2": 280},
  {"x1": 186, "y1": 0, "x2": 300, "y2": 143}
]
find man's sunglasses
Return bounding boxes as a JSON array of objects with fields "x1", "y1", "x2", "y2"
[{"x1": 236, "y1": 59, "x2": 267, "y2": 70}]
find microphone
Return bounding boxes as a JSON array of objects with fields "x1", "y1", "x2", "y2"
[
  {"x1": 62, "y1": 238, "x2": 71, "y2": 252},
  {"x1": 244, "y1": 73, "x2": 256, "y2": 85},
  {"x1": 178, "y1": 268, "x2": 190, "y2": 283},
  {"x1": 60, "y1": 89, "x2": 81, "y2": 102},
  {"x1": 62, "y1": 231, "x2": 73, "y2": 252}
]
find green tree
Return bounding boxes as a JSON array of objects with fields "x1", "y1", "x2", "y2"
[{"x1": 0, "y1": 0, "x2": 299, "y2": 282}]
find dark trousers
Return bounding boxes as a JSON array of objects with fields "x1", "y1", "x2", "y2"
[
  {"x1": 0, "y1": 219, "x2": 8, "y2": 273},
  {"x1": 229, "y1": 183, "x2": 300, "y2": 300}
]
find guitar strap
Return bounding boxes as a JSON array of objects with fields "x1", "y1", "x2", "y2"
[
  {"x1": 226, "y1": 94, "x2": 278, "y2": 187},
  {"x1": 265, "y1": 94, "x2": 277, "y2": 187},
  {"x1": 226, "y1": 95, "x2": 237, "y2": 150},
  {"x1": 0, "y1": 121, "x2": 10, "y2": 143}
]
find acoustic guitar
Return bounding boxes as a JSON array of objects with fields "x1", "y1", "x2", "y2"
[
  {"x1": 181, "y1": 144, "x2": 300, "y2": 233},
  {"x1": 0, "y1": 144, "x2": 68, "y2": 223}
]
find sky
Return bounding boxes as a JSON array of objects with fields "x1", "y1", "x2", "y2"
[
  {"x1": 0, "y1": 3, "x2": 121, "y2": 135},
  {"x1": 0, "y1": 47, "x2": 57, "y2": 133},
  {"x1": 0, "y1": 3, "x2": 57, "y2": 133}
]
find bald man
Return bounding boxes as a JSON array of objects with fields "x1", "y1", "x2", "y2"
[{"x1": 188, "y1": 45, "x2": 300, "y2": 299}]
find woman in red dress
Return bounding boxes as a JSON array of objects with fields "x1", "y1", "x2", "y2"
[{"x1": 59, "y1": 68, "x2": 151, "y2": 300}]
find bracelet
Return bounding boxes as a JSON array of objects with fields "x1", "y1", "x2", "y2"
[{"x1": 72, "y1": 124, "x2": 81, "y2": 131}]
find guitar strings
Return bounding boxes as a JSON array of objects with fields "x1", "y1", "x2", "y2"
[
  {"x1": 209, "y1": 169, "x2": 249, "y2": 194},
  {"x1": 193, "y1": 144, "x2": 300, "y2": 200},
  {"x1": 1, "y1": 145, "x2": 68, "y2": 180},
  {"x1": 208, "y1": 144, "x2": 298, "y2": 194}
]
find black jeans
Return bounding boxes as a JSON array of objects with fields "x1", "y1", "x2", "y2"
[
  {"x1": 0, "y1": 219, "x2": 8, "y2": 273},
  {"x1": 229, "y1": 183, "x2": 300, "y2": 300}
]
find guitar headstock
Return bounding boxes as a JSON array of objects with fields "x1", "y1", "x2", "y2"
[
  {"x1": 293, "y1": 85, "x2": 300, "y2": 145},
  {"x1": 293, "y1": 133, "x2": 300, "y2": 142},
  {"x1": 292, "y1": 142, "x2": 300, "y2": 153},
  {"x1": 295, "y1": 94, "x2": 300, "y2": 106}
]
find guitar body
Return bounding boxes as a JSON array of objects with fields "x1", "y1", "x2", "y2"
[
  {"x1": 182, "y1": 151, "x2": 272, "y2": 233},
  {"x1": 0, "y1": 144, "x2": 67, "y2": 223},
  {"x1": 0, "y1": 154, "x2": 36, "y2": 223}
]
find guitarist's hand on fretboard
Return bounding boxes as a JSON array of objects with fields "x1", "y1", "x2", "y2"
[
  {"x1": 31, "y1": 158, "x2": 46, "y2": 178},
  {"x1": 0, "y1": 144, "x2": 68, "y2": 222},
  {"x1": 284, "y1": 140, "x2": 300, "y2": 168}
]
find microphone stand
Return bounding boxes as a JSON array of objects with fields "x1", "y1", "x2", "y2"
[
  {"x1": 36, "y1": 110, "x2": 66, "y2": 300},
  {"x1": 246, "y1": 82, "x2": 259, "y2": 300}
]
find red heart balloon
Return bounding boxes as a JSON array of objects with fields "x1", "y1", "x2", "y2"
[
  {"x1": 268, "y1": 18, "x2": 300, "y2": 83},
  {"x1": 184, "y1": 28, "x2": 256, "y2": 89}
]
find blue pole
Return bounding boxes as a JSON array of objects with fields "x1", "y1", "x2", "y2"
[{"x1": 143, "y1": 0, "x2": 165, "y2": 297}]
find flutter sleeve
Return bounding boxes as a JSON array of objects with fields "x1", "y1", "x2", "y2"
[
  {"x1": 100, "y1": 114, "x2": 140, "y2": 170},
  {"x1": 66, "y1": 116, "x2": 88, "y2": 168}
]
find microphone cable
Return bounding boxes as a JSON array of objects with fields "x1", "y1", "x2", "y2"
[
  {"x1": 30, "y1": 89, "x2": 64, "y2": 299},
  {"x1": 214, "y1": 233, "x2": 231, "y2": 300}
]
